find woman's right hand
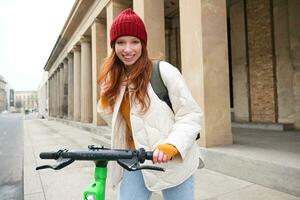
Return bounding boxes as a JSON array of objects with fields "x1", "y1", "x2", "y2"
[{"x1": 153, "y1": 149, "x2": 170, "y2": 164}]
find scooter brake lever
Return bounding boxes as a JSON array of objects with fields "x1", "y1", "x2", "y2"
[{"x1": 36, "y1": 158, "x2": 74, "y2": 170}]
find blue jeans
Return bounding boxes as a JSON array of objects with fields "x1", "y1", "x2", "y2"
[{"x1": 117, "y1": 170, "x2": 195, "y2": 200}]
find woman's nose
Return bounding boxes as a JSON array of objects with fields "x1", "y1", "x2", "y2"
[
  {"x1": 124, "y1": 45, "x2": 130, "y2": 52},
  {"x1": 124, "y1": 43, "x2": 133, "y2": 52}
]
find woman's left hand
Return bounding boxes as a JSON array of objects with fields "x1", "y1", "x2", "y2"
[{"x1": 153, "y1": 148, "x2": 170, "y2": 164}]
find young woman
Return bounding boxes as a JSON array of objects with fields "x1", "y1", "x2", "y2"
[{"x1": 97, "y1": 8, "x2": 202, "y2": 200}]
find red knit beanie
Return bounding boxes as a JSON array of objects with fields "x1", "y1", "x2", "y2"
[{"x1": 110, "y1": 8, "x2": 147, "y2": 47}]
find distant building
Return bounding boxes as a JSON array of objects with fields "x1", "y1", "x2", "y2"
[
  {"x1": 5, "y1": 83, "x2": 14, "y2": 112},
  {"x1": 14, "y1": 91, "x2": 38, "y2": 112},
  {"x1": 9, "y1": 89, "x2": 14, "y2": 107},
  {"x1": 0, "y1": 75, "x2": 8, "y2": 112}
]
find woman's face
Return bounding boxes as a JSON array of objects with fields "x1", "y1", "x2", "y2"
[{"x1": 115, "y1": 36, "x2": 142, "y2": 67}]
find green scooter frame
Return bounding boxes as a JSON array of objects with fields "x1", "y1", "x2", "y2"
[{"x1": 83, "y1": 161, "x2": 107, "y2": 200}]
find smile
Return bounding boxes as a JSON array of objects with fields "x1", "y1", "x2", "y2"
[{"x1": 123, "y1": 55, "x2": 134, "y2": 59}]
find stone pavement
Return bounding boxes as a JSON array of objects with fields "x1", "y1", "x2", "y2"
[{"x1": 24, "y1": 118, "x2": 300, "y2": 200}]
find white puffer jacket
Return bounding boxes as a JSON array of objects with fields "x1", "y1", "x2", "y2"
[{"x1": 97, "y1": 61, "x2": 202, "y2": 191}]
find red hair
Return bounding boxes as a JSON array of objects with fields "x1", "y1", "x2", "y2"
[{"x1": 98, "y1": 42, "x2": 152, "y2": 113}]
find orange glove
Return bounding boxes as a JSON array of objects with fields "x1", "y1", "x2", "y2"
[{"x1": 156, "y1": 143, "x2": 178, "y2": 159}]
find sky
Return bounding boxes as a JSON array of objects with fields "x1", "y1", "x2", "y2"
[{"x1": 0, "y1": 0, "x2": 75, "y2": 91}]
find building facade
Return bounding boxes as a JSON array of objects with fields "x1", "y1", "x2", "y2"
[
  {"x1": 0, "y1": 75, "x2": 8, "y2": 112},
  {"x1": 5, "y1": 83, "x2": 15, "y2": 112},
  {"x1": 14, "y1": 91, "x2": 38, "y2": 112},
  {"x1": 44, "y1": 0, "x2": 300, "y2": 148},
  {"x1": 38, "y1": 72, "x2": 49, "y2": 118}
]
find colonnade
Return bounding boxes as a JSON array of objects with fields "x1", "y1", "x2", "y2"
[{"x1": 48, "y1": 36, "x2": 95, "y2": 123}]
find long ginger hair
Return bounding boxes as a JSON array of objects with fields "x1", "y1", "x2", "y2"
[{"x1": 98, "y1": 42, "x2": 152, "y2": 113}]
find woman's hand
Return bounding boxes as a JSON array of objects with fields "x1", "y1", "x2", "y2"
[
  {"x1": 153, "y1": 143, "x2": 178, "y2": 164},
  {"x1": 153, "y1": 148, "x2": 170, "y2": 164}
]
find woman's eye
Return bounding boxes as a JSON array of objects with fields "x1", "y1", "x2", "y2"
[
  {"x1": 116, "y1": 41, "x2": 124, "y2": 45},
  {"x1": 132, "y1": 40, "x2": 140, "y2": 44}
]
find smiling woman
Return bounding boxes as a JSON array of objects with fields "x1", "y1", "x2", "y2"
[{"x1": 97, "y1": 8, "x2": 202, "y2": 200}]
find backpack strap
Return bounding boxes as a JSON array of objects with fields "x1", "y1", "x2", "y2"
[
  {"x1": 150, "y1": 60, "x2": 173, "y2": 111},
  {"x1": 150, "y1": 60, "x2": 200, "y2": 140}
]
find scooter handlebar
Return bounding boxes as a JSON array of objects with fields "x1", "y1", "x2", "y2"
[{"x1": 40, "y1": 152, "x2": 59, "y2": 159}]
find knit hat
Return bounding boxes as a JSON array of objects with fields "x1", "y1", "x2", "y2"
[{"x1": 110, "y1": 8, "x2": 147, "y2": 47}]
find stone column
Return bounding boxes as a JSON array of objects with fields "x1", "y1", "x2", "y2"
[
  {"x1": 246, "y1": 0, "x2": 278, "y2": 123},
  {"x1": 56, "y1": 68, "x2": 61, "y2": 118},
  {"x1": 91, "y1": 18, "x2": 107, "y2": 125},
  {"x1": 288, "y1": 0, "x2": 300, "y2": 129},
  {"x1": 50, "y1": 76, "x2": 54, "y2": 117},
  {"x1": 179, "y1": 0, "x2": 232, "y2": 147},
  {"x1": 48, "y1": 76, "x2": 52, "y2": 117},
  {"x1": 52, "y1": 75, "x2": 55, "y2": 117},
  {"x1": 73, "y1": 45, "x2": 81, "y2": 121},
  {"x1": 67, "y1": 53, "x2": 74, "y2": 120},
  {"x1": 273, "y1": 0, "x2": 294, "y2": 123},
  {"x1": 63, "y1": 59, "x2": 69, "y2": 118},
  {"x1": 230, "y1": 0, "x2": 250, "y2": 122},
  {"x1": 59, "y1": 63, "x2": 64, "y2": 118},
  {"x1": 46, "y1": 81, "x2": 48, "y2": 116},
  {"x1": 133, "y1": 0, "x2": 165, "y2": 58},
  {"x1": 106, "y1": 0, "x2": 129, "y2": 54},
  {"x1": 56, "y1": 65, "x2": 62, "y2": 118},
  {"x1": 80, "y1": 36, "x2": 93, "y2": 123},
  {"x1": 53, "y1": 72, "x2": 56, "y2": 117},
  {"x1": 55, "y1": 70, "x2": 59, "y2": 117}
]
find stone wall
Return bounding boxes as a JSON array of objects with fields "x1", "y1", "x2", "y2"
[
  {"x1": 229, "y1": 0, "x2": 300, "y2": 128},
  {"x1": 273, "y1": 0, "x2": 295, "y2": 123},
  {"x1": 246, "y1": 0, "x2": 277, "y2": 123},
  {"x1": 288, "y1": 0, "x2": 300, "y2": 129},
  {"x1": 230, "y1": 0, "x2": 250, "y2": 122}
]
